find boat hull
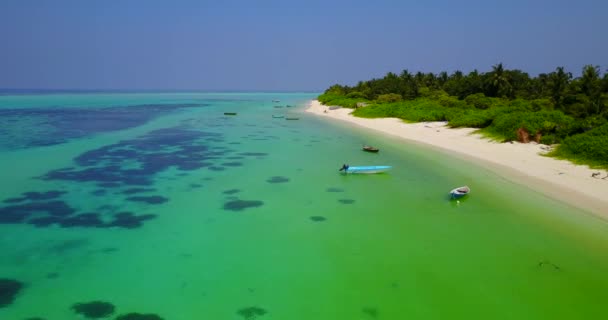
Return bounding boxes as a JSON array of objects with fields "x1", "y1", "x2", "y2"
[
  {"x1": 343, "y1": 165, "x2": 392, "y2": 174},
  {"x1": 450, "y1": 186, "x2": 470, "y2": 199}
]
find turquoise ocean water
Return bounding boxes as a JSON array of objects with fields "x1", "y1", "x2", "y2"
[{"x1": 0, "y1": 92, "x2": 607, "y2": 319}]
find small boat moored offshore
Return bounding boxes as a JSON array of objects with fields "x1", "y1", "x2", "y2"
[
  {"x1": 339, "y1": 164, "x2": 392, "y2": 174},
  {"x1": 362, "y1": 145, "x2": 379, "y2": 153},
  {"x1": 450, "y1": 186, "x2": 470, "y2": 199},
  {"x1": 285, "y1": 117, "x2": 300, "y2": 120},
  {"x1": 272, "y1": 115, "x2": 284, "y2": 118},
  {"x1": 272, "y1": 99, "x2": 280, "y2": 102},
  {"x1": 224, "y1": 112, "x2": 237, "y2": 115}
]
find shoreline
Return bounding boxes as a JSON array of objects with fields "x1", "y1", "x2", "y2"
[{"x1": 305, "y1": 100, "x2": 608, "y2": 219}]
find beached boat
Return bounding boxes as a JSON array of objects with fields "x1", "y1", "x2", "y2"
[
  {"x1": 339, "y1": 164, "x2": 391, "y2": 174},
  {"x1": 362, "y1": 145, "x2": 379, "y2": 153},
  {"x1": 329, "y1": 106, "x2": 341, "y2": 110},
  {"x1": 450, "y1": 186, "x2": 470, "y2": 199},
  {"x1": 272, "y1": 115, "x2": 284, "y2": 118},
  {"x1": 285, "y1": 117, "x2": 300, "y2": 120},
  {"x1": 224, "y1": 112, "x2": 237, "y2": 115}
]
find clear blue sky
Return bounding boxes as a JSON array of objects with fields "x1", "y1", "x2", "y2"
[{"x1": 1, "y1": 0, "x2": 606, "y2": 91}]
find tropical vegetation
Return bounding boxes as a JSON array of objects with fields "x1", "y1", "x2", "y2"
[{"x1": 318, "y1": 64, "x2": 608, "y2": 168}]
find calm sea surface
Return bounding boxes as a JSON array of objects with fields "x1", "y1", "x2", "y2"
[{"x1": 1, "y1": 92, "x2": 607, "y2": 319}]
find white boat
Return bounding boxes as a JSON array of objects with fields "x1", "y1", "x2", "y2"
[
  {"x1": 450, "y1": 186, "x2": 470, "y2": 199},
  {"x1": 339, "y1": 164, "x2": 392, "y2": 174}
]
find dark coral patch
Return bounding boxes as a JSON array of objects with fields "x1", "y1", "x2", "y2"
[
  {"x1": 237, "y1": 306, "x2": 268, "y2": 320},
  {"x1": 71, "y1": 301, "x2": 115, "y2": 318},
  {"x1": 338, "y1": 199, "x2": 356, "y2": 204},
  {"x1": 0, "y1": 200, "x2": 76, "y2": 224},
  {"x1": 266, "y1": 176, "x2": 289, "y2": 183},
  {"x1": 125, "y1": 196, "x2": 168, "y2": 205},
  {"x1": 362, "y1": 307, "x2": 379, "y2": 318},
  {"x1": 310, "y1": 216, "x2": 327, "y2": 222},
  {"x1": 238, "y1": 152, "x2": 268, "y2": 157},
  {"x1": 121, "y1": 188, "x2": 156, "y2": 195},
  {"x1": 0, "y1": 278, "x2": 24, "y2": 308},
  {"x1": 209, "y1": 166, "x2": 225, "y2": 171},
  {"x1": 0, "y1": 103, "x2": 206, "y2": 150},
  {"x1": 59, "y1": 213, "x2": 105, "y2": 228},
  {"x1": 224, "y1": 200, "x2": 264, "y2": 211},
  {"x1": 42, "y1": 128, "x2": 219, "y2": 187},
  {"x1": 115, "y1": 313, "x2": 164, "y2": 320},
  {"x1": 190, "y1": 183, "x2": 203, "y2": 188},
  {"x1": 222, "y1": 189, "x2": 241, "y2": 195},
  {"x1": 46, "y1": 273, "x2": 59, "y2": 279},
  {"x1": 3, "y1": 190, "x2": 66, "y2": 204},
  {"x1": 326, "y1": 187, "x2": 344, "y2": 193},
  {"x1": 107, "y1": 212, "x2": 157, "y2": 229}
]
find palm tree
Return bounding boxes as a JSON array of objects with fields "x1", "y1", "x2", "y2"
[
  {"x1": 548, "y1": 67, "x2": 571, "y2": 109},
  {"x1": 487, "y1": 63, "x2": 511, "y2": 97},
  {"x1": 580, "y1": 65, "x2": 602, "y2": 114}
]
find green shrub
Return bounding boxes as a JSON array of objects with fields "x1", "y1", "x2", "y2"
[
  {"x1": 448, "y1": 109, "x2": 494, "y2": 128},
  {"x1": 464, "y1": 93, "x2": 493, "y2": 109},
  {"x1": 551, "y1": 123, "x2": 608, "y2": 168},
  {"x1": 346, "y1": 91, "x2": 367, "y2": 99},
  {"x1": 377, "y1": 93, "x2": 402, "y2": 103},
  {"x1": 484, "y1": 110, "x2": 575, "y2": 142}
]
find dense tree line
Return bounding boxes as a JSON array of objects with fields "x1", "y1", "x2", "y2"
[{"x1": 319, "y1": 64, "x2": 608, "y2": 167}]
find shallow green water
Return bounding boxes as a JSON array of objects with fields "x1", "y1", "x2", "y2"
[{"x1": 0, "y1": 92, "x2": 607, "y2": 319}]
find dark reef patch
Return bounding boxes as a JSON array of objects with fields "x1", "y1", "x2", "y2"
[
  {"x1": 310, "y1": 216, "x2": 327, "y2": 222},
  {"x1": 42, "y1": 128, "x2": 221, "y2": 186},
  {"x1": 338, "y1": 199, "x2": 356, "y2": 204},
  {"x1": 222, "y1": 189, "x2": 241, "y2": 195},
  {"x1": 362, "y1": 307, "x2": 379, "y2": 318},
  {"x1": 2, "y1": 190, "x2": 66, "y2": 203},
  {"x1": 190, "y1": 183, "x2": 203, "y2": 188},
  {"x1": 238, "y1": 152, "x2": 268, "y2": 157},
  {"x1": 107, "y1": 212, "x2": 157, "y2": 229},
  {"x1": 237, "y1": 306, "x2": 268, "y2": 320},
  {"x1": 326, "y1": 187, "x2": 344, "y2": 193},
  {"x1": 209, "y1": 166, "x2": 225, "y2": 171},
  {"x1": 46, "y1": 272, "x2": 59, "y2": 279},
  {"x1": 0, "y1": 278, "x2": 24, "y2": 308},
  {"x1": 121, "y1": 188, "x2": 156, "y2": 195},
  {"x1": 266, "y1": 176, "x2": 289, "y2": 183},
  {"x1": 125, "y1": 196, "x2": 168, "y2": 205},
  {"x1": 0, "y1": 103, "x2": 206, "y2": 150},
  {"x1": 71, "y1": 301, "x2": 115, "y2": 318},
  {"x1": 224, "y1": 200, "x2": 264, "y2": 211},
  {"x1": 0, "y1": 200, "x2": 76, "y2": 224},
  {"x1": 115, "y1": 313, "x2": 164, "y2": 320}
]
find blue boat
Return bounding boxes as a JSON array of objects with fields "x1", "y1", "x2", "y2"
[
  {"x1": 450, "y1": 186, "x2": 470, "y2": 199},
  {"x1": 339, "y1": 164, "x2": 392, "y2": 174}
]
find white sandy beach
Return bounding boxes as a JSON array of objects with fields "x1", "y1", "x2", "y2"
[{"x1": 306, "y1": 100, "x2": 608, "y2": 218}]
